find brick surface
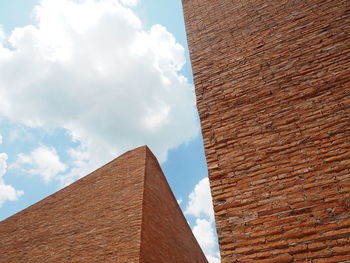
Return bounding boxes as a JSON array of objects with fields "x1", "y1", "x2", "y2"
[
  {"x1": 182, "y1": 0, "x2": 350, "y2": 262},
  {"x1": 140, "y1": 147, "x2": 208, "y2": 262},
  {"x1": 0, "y1": 146, "x2": 208, "y2": 263}
]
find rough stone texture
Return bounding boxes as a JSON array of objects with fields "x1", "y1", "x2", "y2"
[
  {"x1": 182, "y1": 0, "x2": 350, "y2": 262},
  {"x1": 0, "y1": 146, "x2": 208, "y2": 263}
]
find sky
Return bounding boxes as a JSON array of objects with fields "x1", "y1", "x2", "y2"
[{"x1": 0, "y1": 0, "x2": 220, "y2": 262}]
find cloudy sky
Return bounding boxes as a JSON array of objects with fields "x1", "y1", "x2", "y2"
[{"x1": 0, "y1": 0, "x2": 219, "y2": 262}]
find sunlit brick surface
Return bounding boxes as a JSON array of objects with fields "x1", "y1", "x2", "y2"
[
  {"x1": 0, "y1": 146, "x2": 207, "y2": 263},
  {"x1": 182, "y1": 0, "x2": 350, "y2": 262}
]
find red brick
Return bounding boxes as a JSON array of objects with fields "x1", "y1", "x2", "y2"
[
  {"x1": 0, "y1": 146, "x2": 207, "y2": 262},
  {"x1": 257, "y1": 254, "x2": 293, "y2": 263},
  {"x1": 183, "y1": 0, "x2": 350, "y2": 261}
]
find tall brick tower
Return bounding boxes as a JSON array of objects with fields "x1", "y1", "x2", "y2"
[
  {"x1": 0, "y1": 146, "x2": 208, "y2": 263},
  {"x1": 183, "y1": 0, "x2": 350, "y2": 262}
]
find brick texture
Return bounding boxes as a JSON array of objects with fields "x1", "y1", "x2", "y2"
[
  {"x1": 140, "y1": 147, "x2": 208, "y2": 262},
  {"x1": 182, "y1": 0, "x2": 350, "y2": 262},
  {"x1": 0, "y1": 146, "x2": 208, "y2": 263}
]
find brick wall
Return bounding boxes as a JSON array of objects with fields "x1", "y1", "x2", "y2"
[
  {"x1": 0, "y1": 146, "x2": 208, "y2": 262},
  {"x1": 182, "y1": 0, "x2": 350, "y2": 262},
  {"x1": 140, "y1": 147, "x2": 208, "y2": 263},
  {"x1": 0, "y1": 147, "x2": 145, "y2": 262}
]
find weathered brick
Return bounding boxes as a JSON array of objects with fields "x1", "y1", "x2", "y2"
[
  {"x1": 183, "y1": 0, "x2": 350, "y2": 261},
  {"x1": 257, "y1": 253, "x2": 293, "y2": 263}
]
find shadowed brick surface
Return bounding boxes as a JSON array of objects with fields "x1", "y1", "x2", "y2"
[
  {"x1": 182, "y1": 0, "x2": 350, "y2": 262},
  {"x1": 0, "y1": 146, "x2": 207, "y2": 263},
  {"x1": 140, "y1": 147, "x2": 208, "y2": 262}
]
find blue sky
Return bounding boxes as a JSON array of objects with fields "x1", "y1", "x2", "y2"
[{"x1": 0, "y1": 0, "x2": 219, "y2": 261}]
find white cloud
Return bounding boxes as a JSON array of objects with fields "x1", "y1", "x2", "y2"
[
  {"x1": 0, "y1": 134, "x2": 2, "y2": 144},
  {"x1": 185, "y1": 177, "x2": 214, "y2": 220},
  {"x1": 207, "y1": 255, "x2": 221, "y2": 263},
  {"x1": 0, "y1": 137, "x2": 24, "y2": 207},
  {"x1": 15, "y1": 146, "x2": 67, "y2": 183},
  {"x1": 193, "y1": 218, "x2": 218, "y2": 260},
  {"x1": 185, "y1": 177, "x2": 220, "y2": 262},
  {"x1": 120, "y1": 0, "x2": 139, "y2": 6},
  {"x1": 58, "y1": 145, "x2": 93, "y2": 186},
  {"x1": 0, "y1": 0, "x2": 198, "y2": 184}
]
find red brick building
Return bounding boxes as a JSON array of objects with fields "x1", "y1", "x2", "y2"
[
  {"x1": 0, "y1": 146, "x2": 208, "y2": 263},
  {"x1": 182, "y1": 0, "x2": 350, "y2": 262}
]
